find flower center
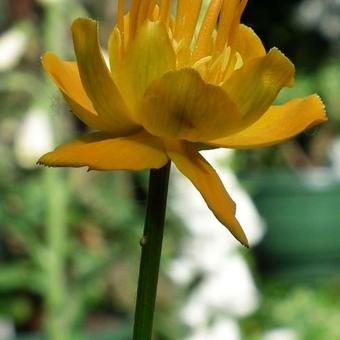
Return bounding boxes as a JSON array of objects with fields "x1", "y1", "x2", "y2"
[{"x1": 116, "y1": 0, "x2": 247, "y2": 85}]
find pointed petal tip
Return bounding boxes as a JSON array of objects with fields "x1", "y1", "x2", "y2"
[
  {"x1": 238, "y1": 233, "x2": 250, "y2": 248},
  {"x1": 165, "y1": 139, "x2": 250, "y2": 247},
  {"x1": 227, "y1": 220, "x2": 249, "y2": 248}
]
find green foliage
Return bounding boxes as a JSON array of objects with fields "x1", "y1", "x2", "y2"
[{"x1": 242, "y1": 281, "x2": 340, "y2": 340}]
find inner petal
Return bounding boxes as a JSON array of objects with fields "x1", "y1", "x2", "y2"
[
  {"x1": 111, "y1": 21, "x2": 176, "y2": 115},
  {"x1": 140, "y1": 68, "x2": 242, "y2": 142}
]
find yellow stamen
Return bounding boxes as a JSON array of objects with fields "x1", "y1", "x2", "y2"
[
  {"x1": 192, "y1": 0, "x2": 222, "y2": 63},
  {"x1": 173, "y1": 38, "x2": 184, "y2": 55},
  {"x1": 175, "y1": 1, "x2": 203, "y2": 67},
  {"x1": 147, "y1": 1, "x2": 157, "y2": 19},
  {"x1": 117, "y1": 0, "x2": 125, "y2": 34},
  {"x1": 221, "y1": 51, "x2": 240, "y2": 81},
  {"x1": 234, "y1": 52, "x2": 244, "y2": 70},
  {"x1": 128, "y1": 0, "x2": 140, "y2": 42},
  {"x1": 123, "y1": 13, "x2": 130, "y2": 49},
  {"x1": 109, "y1": 27, "x2": 123, "y2": 63},
  {"x1": 159, "y1": 0, "x2": 171, "y2": 24},
  {"x1": 229, "y1": 0, "x2": 248, "y2": 47},
  {"x1": 192, "y1": 55, "x2": 212, "y2": 70},
  {"x1": 150, "y1": 3, "x2": 159, "y2": 21},
  {"x1": 183, "y1": 0, "x2": 203, "y2": 48},
  {"x1": 129, "y1": 0, "x2": 159, "y2": 42},
  {"x1": 137, "y1": 0, "x2": 153, "y2": 27},
  {"x1": 174, "y1": 0, "x2": 186, "y2": 41},
  {"x1": 214, "y1": 0, "x2": 239, "y2": 55},
  {"x1": 192, "y1": 56, "x2": 213, "y2": 81},
  {"x1": 207, "y1": 45, "x2": 231, "y2": 83}
]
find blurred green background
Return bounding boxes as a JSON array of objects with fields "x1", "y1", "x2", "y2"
[{"x1": 1, "y1": 0, "x2": 340, "y2": 339}]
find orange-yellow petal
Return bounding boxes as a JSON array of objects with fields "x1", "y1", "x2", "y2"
[
  {"x1": 232, "y1": 24, "x2": 266, "y2": 63},
  {"x1": 140, "y1": 68, "x2": 242, "y2": 142},
  {"x1": 42, "y1": 52, "x2": 111, "y2": 131},
  {"x1": 109, "y1": 21, "x2": 176, "y2": 114},
  {"x1": 222, "y1": 48, "x2": 295, "y2": 126},
  {"x1": 108, "y1": 27, "x2": 123, "y2": 79},
  {"x1": 38, "y1": 131, "x2": 169, "y2": 171},
  {"x1": 165, "y1": 139, "x2": 249, "y2": 246},
  {"x1": 209, "y1": 95, "x2": 327, "y2": 149},
  {"x1": 72, "y1": 18, "x2": 139, "y2": 135}
]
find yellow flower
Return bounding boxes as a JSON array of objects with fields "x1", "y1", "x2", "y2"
[{"x1": 38, "y1": 0, "x2": 327, "y2": 247}]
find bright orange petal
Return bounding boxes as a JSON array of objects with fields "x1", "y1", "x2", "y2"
[
  {"x1": 38, "y1": 131, "x2": 169, "y2": 171},
  {"x1": 165, "y1": 139, "x2": 249, "y2": 246},
  {"x1": 232, "y1": 24, "x2": 266, "y2": 62},
  {"x1": 42, "y1": 52, "x2": 112, "y2": 131},
  {"x1": 72, "y1": 18, "x2": 139, "y2": 135},
  {"x1": 223, "y1": 48, "x2": 295, "y2": 126},
  {"x1": 209, "y1": 95, "x2": 327, "y2": 149},
  {"x1": 140, "y1": 68, "x2": 242, "y2": 142}
]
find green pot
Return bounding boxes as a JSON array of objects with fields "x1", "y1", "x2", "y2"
[{"x1": 241, "y1": 169, "x2": 340, "y2": 278}]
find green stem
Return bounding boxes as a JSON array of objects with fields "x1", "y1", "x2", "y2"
[
  {"x1": 42, "y1": 3, "x2": 71, "y2": 339},
  {"x1": 133, "y1": 162, "x2": 171, "y2": 340},
  {"x1": 44, "y1": 169, "x2": 68, "y2": 340}
]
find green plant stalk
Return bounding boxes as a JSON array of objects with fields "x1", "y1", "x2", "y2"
[
  {"x1": 44, "y1": 170, "x2": 68, "y2": 340},
  {"x1": 42, "y1": 3, "x2": 71, "y2": 339},
  {"x1": 133, "y1": 162, "x2": 171, "y2": 340}
]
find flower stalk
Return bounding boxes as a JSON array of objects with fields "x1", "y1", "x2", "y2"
[{"x1": 133, "y1": 162, "x2": 171, "y2": 340}]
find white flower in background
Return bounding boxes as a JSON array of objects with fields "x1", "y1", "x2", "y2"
[
  {"x1": 328, "y1": 137, "x2": 340, "y2": 177},
  {"x1": 296, "y1": 0, "x2": 340, "y2": 40},
  {"x1": 187, "y1": 318, "x2": 240, "y2": 340},
  {"x1": 0, "y1": 26, "x2": 28, "y2": 72},
  {"x1": 0, "y1": 318, "x2": 15, "y2": 340},
  {"x1": 180, "y1": 255, "x2": 259, "y2": 323},
  {"x1": 168, "y1": 148, "x2": 264, "y2": 339},
  {"x1": 15, "y1": 109, "x2": 53, "y2": 169},
  {"x1": 264, "y1": 328, "x2": 298, "y2": 340}
]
